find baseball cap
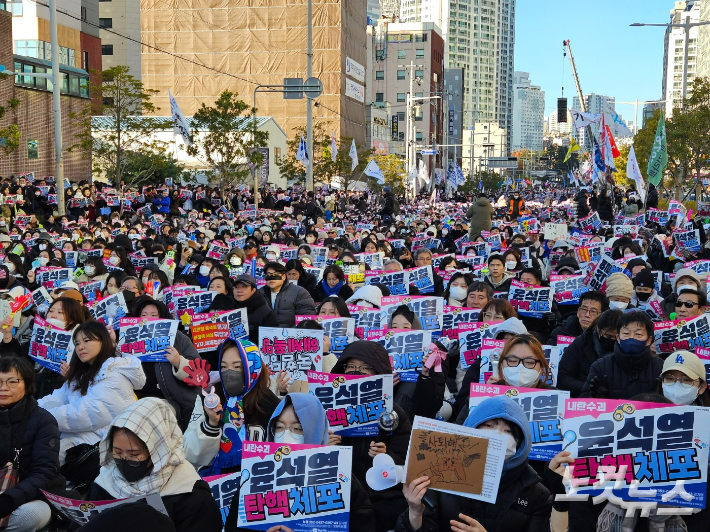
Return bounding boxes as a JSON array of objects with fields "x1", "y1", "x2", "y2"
[
  {"x1": 663, "y1": 350, "x2": 706, "y2": 381},
  {"x1": 56, "y1": 281, "x2": 80, "y2": 292},
  {"x1": 234, "y1": 274, "x2": 257, "y2": 288}
]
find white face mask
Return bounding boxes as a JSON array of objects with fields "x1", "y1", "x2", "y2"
[
  {"x1": 609, "y1": 300, "x2": 629, "y2": 310},
  {"x1": 85, "y1": 266, "x2": 95, "y2": 276},
  {"x1": 499, "y1": 430, "x2": 517, "y2": 460},
  {"x1": 199, "y1": 265, "x2": 210, "y2": 276},
  {"x1": 662, "y1": 382, "x2": 699, "y2": 405},
  {"x1": 358, "y1": 300, "x2": 375, "y2": 309},
  {"x1": 46, "y1": 318, "x2": 67, "y2": 330},
  {"x1": 230, "y1": 257, "x2": 242, "y2": 266},
  {"x1": 38, "y1": 244, "x2": 46, "y2": 251},
  {"x1": 272, "y1": 430, "x2": 305, "y2": 444},
  {"x1": 266, "y1": 253, "x2": 277, "y2": 260},
  {"x1": 289, "y1": 279, "x2": 297, "y2": 285},
  {"x1": 505, "y1": 261, "x2": 517, "y2": 270},
  {"x1": 677, "y1": 284, "x2": 697, "y2": 295},
  {"x1": 109, "y1": 256, "x2": 121, "y2": 266},
  {"x1": 449, "y1": 286, "x2": 468, "y2": 301},
  {"x1": 502, "y1": 365, "x2": 541, "y2": 388},
  {"x1": 72, "y1": 234, "x2": 80, "y2": 241},
  {"x1": 38, "y1": 257, "x2": 49, "y2": 267}
]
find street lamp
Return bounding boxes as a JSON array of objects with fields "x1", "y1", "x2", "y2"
[{"x1": 631, "y1": 18, "x2": 710, "y2": 106}]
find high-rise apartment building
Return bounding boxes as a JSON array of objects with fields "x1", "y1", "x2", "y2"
[
  {"x1": 511, "y1": 71, "x2": 543, "y2": 152},
  {"x1": 545, "y1": 112, "x2": 572, "y2": 136},
  {"x1": 98, "y1": 0, "x2": 140, "y2": 78},
  {"x1": 135, "y1": 0, "x2": 367, "y2": 144},
  {"x1": 697, "y1": 0, "x2": 710, "y2": 80},
  {"x1": 662, "y1": 0, "x2": 700, "y2": 115},
  {"x1": 400, "y1": 0, "x2": 515, "y2": 154}
]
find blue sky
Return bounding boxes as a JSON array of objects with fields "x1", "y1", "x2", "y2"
[{"x1": 515, "y1": 0, "x2": 672, "y2": 125}]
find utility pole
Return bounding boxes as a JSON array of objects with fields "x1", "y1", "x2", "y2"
[
  {"x1": 400, "y1": 60, "x2": 423, "y2": 195},
  {"x1": 49, "y1": 0, "x2": 65, "y2": 215},
  {"x1": 305, "y1": 0, "x2": 314, "y2": 192}
]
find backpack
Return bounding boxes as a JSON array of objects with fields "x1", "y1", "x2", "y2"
[{"x1": 392, "y1": 197, "x2": 400, "y2": 215}]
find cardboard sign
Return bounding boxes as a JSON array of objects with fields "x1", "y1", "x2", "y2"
[
  {"x1": 544, "y1": 223, "x2": 568, "y2": 240},
  {"x1": 191, "y1": 322, "x2": 230, "y2": 353},
  {"x1": 237, "y1": 442, "x2": 352, "y2": 531},
  {"x1": 468, "y1": 384, "x2": 569, "y2": 460},
  {"x1": 458, "y1": 323, "x2": 501, "y2": 370},
  {"x1": 192, "y1": 308, "x2": 250, "y2": 341},
  {"x1": 308, "y1": 371, "x2": 393, "y2": 436},
  {"x1": 367, "y1": 329, "x2": 440, "y2": 382},
  {"x1": 654, "y1": 313, "x2": 710, "y2": 354},
  {"x1": 507, "y1": 279, "x2": 553, "y2": 318},
  {"x1": 294, "y1": 315, "x2": 355, "y2": 354},
  {"x1": 29, "y1": 316, "x2": 74, "y2": 373},
  {"x1": 561, "y1": 399, "x2": 710, "y2": 509},
  {"x1": 550, "y1": 274, "x2": 589, "y2": 305},
  {"x1": 41, "y1": 491, "x2": 167, "y2": 527},
  {"x1": 117, "y1": 317, "x2": 179, "y2": 361},
  {"x1": 259, "y1": 327, "x2": 324, "y2": 383}
]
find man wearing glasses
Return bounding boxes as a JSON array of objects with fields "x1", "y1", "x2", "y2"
[
  {"x1": 674, "y1": 288, "x2": 706, "y2": 320},
  {"x1": 549, "y1": 291, "x2": 609, "y2": 345}
]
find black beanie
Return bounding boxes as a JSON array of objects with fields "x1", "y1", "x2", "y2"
[{"x1": 633, "y1": 268, "x2": 655, "y2": 289}]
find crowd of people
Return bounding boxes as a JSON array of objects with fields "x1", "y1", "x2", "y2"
[{"x1": 0, "y1": 172, "x2": 706, "y2": 532}]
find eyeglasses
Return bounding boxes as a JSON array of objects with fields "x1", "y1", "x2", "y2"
[
  {"x1": 0, "y1": 378, "x2": 22, "y2": 389},
  {"x1": 578, "y1": 306, "x2": 601, "y2": 317},
  {"x1": 111, "y1": 454, "x2": 146, "y2": 464},
  {"x1": 482, "y1": 312, "x2": 505, "y2": 321},
  {"x1": 662, "y1": 374, "x2": 699, "y2": 388},
  {"x1": 675, "y1": 300, "x2": 699, "y2": 308},
  {"x1": 344, "y1": 363, "x2": 373, "y2": 373},
  {"x1": 503, "y1": 356, "x2": 540, "y2": 369}
]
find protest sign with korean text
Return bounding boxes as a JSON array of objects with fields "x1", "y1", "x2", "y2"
[
  {"x1": 29, "y1": 316, "x2": 74, "y2": 373},
  {"x1": 380, "y1": 295, "x2": 444, "y2": 331},
  {"x1": 654, "y1": 314, "x2": 710, "y2": 354},
  {"x1": 367, "y1": 329, "x2": 440, "y2": 382},
  {"x1": 441, "y1": 307, "x2": 481, "y2": 340},
  {"x1": 192, "y1": 308, "x2": 249, "y2": 340},
  {"x1": 507, "y1": 280, "x2": 553, "y2": 318},
  {"x1": 205, "y1": 472, "x2": 240, "y2": 525},
  {"x1": 458, "y1": 323, "x2": 500, "y2": 370},
  {"x1": 550, "y1": 274, "x2": 590, "y2": 305},
  {"x1": 88, "y1": 292, "x2": 128, "y2": 328},
  {"x1": 294, "y1": 315, "x2": 355, "y2": 354},
  {"x1": 117, "y1": 317, "x2": 179, "y2": 361},
  {"x1": 41, "y1": 491, "x2": 167, "y2": 527},
  {"x1": 260, "y1": 327, "x2": 324, "y2": 383}
]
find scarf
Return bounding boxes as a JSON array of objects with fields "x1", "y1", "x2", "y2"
[
  {"x1": 597, "y1": 503, "x2": 687, "y2": 532},
  {"x1": 321, "y1": 279, "x2": 344, "y2": 297}
]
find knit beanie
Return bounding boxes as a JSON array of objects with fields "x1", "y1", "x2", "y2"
[
  {"x1": 605, "y1": 272, "x2": 633, "y2": 300},
  {"x1": 632, "y1": 268, "x2": 655, "y2": 289}
]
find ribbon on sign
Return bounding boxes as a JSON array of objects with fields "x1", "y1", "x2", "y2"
[{"x1": 424, "y1": 343, "x2": 447, "y2": 373}]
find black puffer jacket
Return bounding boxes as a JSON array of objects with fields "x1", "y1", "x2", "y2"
[
  {"x1": 548, "y1": 314, "x2": 584, "y2": 345},
  {"x1": 234, "y1": 288, "x2": 279, "y2": 344},
  {"x1": 575, "y1": 190, "x2": 590, "y2": 218},
  {"x1": 557, "y1": 327, "x2": 613, "y2": 398},
  {"x1": 260, "y1": 281, "x2": 317, "y2": 327},
  {"x1": 0, "y1": 397, "x2": 63, "y2": 517},
  {"x1": 580, "y1": 343, "x2": 663, "y2": 399},
  {"x1": 596, "y1": 194, "x2": 614, "y2": 223}
]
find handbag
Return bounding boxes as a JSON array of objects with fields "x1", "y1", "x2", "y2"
[
  {"x1": 0, "y1": 458, "x2": 19, "y2": 528},
  {"x1": 60, "y1": 442, "x2": 100, "y2": 485}
]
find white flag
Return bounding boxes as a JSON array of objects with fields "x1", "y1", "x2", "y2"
[
  {"x1": 296, "y1": 134, "x2": 309, "y2": 166},
  {"x1": 605, "y1": 102, "x2": 634, "y2": 138},
  {"x1": 364, "y1": 159, "x2": 385, "y2": 184},
  {"x1": 408, "y1": 165, "x2": 417, "y2": 184},
  {"x1": 349, "y1": 140, "x2": 358, "y2": 171},
  {"x1": 569, "y1": 109, "x2": 602, "y2": 130},
  {"x1": 168, "y1": 90, "x2": 192, "y2": 146},
  {"x1": 330, "y1": 131, "x2": 338, "y2": 163},
  {"x1": 627, "y1": 146, "x2": 646, "y2": 203}
]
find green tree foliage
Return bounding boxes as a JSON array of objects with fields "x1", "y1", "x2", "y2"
[
  {"x1": 613, "y1": 144, "x2": 631, "y2": 186},
  {"x1": 120, "y1": 150, "x2": 186, "y2": 186},
  {"x1": 186, "y1": 90, "x2": 268, "y2": 189},
  {"x1": 0, "y1": 72, "x2": 22, "y2": 156},
  {"x1": 369, "y1": 154, "x2": 407, "y2": 195},
  {"x1": 459, "y1": 171, "x2": 501, "y2": 194},
  {"x1": 543, "y1": 144, "x2": 579, "y2": 172}
]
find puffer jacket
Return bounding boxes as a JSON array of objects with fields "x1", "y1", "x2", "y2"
[
  {"x1": 596, "y1": 195, "x2": 614, "y2": 223},
  {"x1": 260, "y1": 281, "x2": 317, "y2": 327},
  {"x1": 483, "y1": 271, "x2": 515, "y2": 293},
  {"x1": 466, "y1": 197, "x2": 494, "y2": 236},
  {"x1": 233, "y1": 289, "x2": 279, "y2": 344},
  {"x1": 580, "y1": 343, "x2": 663, "y2": 399},
  {"x1": 622, "y1": 201, "x2": 639, "y2": 216},
  {"x1": 548, "y1": 314, "x2": 584, "y2": 345},
  {"x1": 38, "y1": 354, "x2": 146, "y2": 463},
  {"x1": 153, "y1": 196, "x2": 171, "y2": 214},
  {"x1": 574, "y1": 190, "x2": 590, "y2": 219},
  {"x1": 557, "y1": 327, "x2": 613, "y2": 398}
]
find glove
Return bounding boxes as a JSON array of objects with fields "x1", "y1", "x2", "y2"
[
  {"x1": 184, "y1": 359, "x2": 211, "y2": 389},
  {"x1": 589, "y1": 376, "x2": 609, "y2": 399}
]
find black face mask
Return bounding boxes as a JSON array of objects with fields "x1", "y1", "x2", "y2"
[
  {"x1": 345, "y1": 371, "x2": 365, "y2": 376},
  {"x1": 636, "y1": 291, "x2": 651, "y2": 302},
  {"x1": 221, "y1": 369, "x2": 245, "y2": 396},
  {"x1": 597, "y1": 333, "x2": 616, "y2": 352},
  {"x1": 114, "y1": 456, "x2": 153, "y2": 483}
]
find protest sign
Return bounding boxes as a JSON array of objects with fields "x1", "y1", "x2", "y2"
[
  {"x1": 41, "y1": 491, "x2": 167, "y2": 527},
  {"x1": 309, "y1": 371, "x2": 393, "y2": 437},
  {"x1": 543, "y1": 345, "x2": 562, "y2": 386},
  {"x1": 367, "y1": 329, "x2": 439, "y2": 382},
  {"x1": 578, "y1": 212, "x2": 603, "y2": 233},
  {"x1": 294, "y1": 315, "x2": 355, "y2": 354},
  {"x1": 441, "y1": 307, "x2": 481, "y2": 339},
  {"x1": 365, "y1": 270, "x2": 408, "y2": 295},
  {"x1": 207, "y1": 241, "x2": 230, "y2": 261},
  {"x1": 192, "y1": 308, "x2": 249, "y2": 340},
  {"x1": 458, "y1": 323, "x2": 500, "y2": 370},
  {"x1": 543, "y1": 223, "x2": 568, "y2": 240},
  {"x1": 478, "y1": 338, "x2": 506, "y2": 383},
  {"x1": 561, "y1": 398, "x2": 710, "y2": 509},
  {"x1": 30, "y1": 286, "x2": 52, "y2": 312},
  {"x1": 406, "y1": 265, "x2": 435, "y2": 294},
  {"x1": 675, "y1": 229, "x2": 702, "y2": 253},
  {"x1": 405, "y1": 417, "x2": 506, "y2": 503},
  {"x1": 205, "y1": 471, "x2": 241, "y2": 525},
  {"x1": 116, "y1": 317, "x2": 179, "y2": 361},
  {"x1": 341, "y1": 262, "x2": 366, "y2": 287},
  {"x1": 170, "y1": 290, "x2": 217, "y2": 320},
  {"x1": 550, "y1": 274, "x2": 589, "y2": 305},
  {"x1": 507, "y1": 280, "x2": 553, "y2": 318},
  {"x1": 191, "y1": 322, "x2": 230, "y2": 353},
  {"x1": 588, "y1": 255, "x2": 629, "y2": 291},
  {"x1": 468, "y1": 384, "x2": 569, "y2": 461},
  {"x1": 574, "y1": 243, "x2": 603, "y2": 265},
  {"x1": 36, "y1": 267, "x2": 72, "y2": 289},
  {"x1": 29, "y1": 316, "x2": 74, "y2": 373},
  {"x1": 380, "y1": 295, "x2": 444, "y2": 331},
  {"x1": 613, "y1": 225, "x2": 639, "y2": 238},
  {"x1": 347, "y1": 305, "x2": 382, "y2": 339},
  {"x1": 260, "y1": 327, "x2": 324, "y2": 383},
  {"x1": 355, "y1": 252, "x2": 384, "y2": 270},
  {"x1": 654, "y1": 313, "x2": 710, "y2": 354},
  {"x1": 237, "y1": 442, "x2": 352, "y2": 531},
  {"x1": 88, "y1": 292, "x2": 128, "y2": 328}
]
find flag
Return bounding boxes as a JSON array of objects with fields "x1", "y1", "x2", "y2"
[
  {"x1": 330, "y1": 131, "x2": 338, "y2": 163},
  {"x1": 564, "y1": 138, "x2": 580, "y2": 163},
  {"x1": 569, "y1": 109, "x2": 602, "y2": 130},
  {"x1": 605, "y1": 125, "x2": 620, "y2": 158},
  {"x1": 647, "y1": 112, "x2": 668, "y2": 187},
  {"x1": 593, "y1": 138, "x2": 605, "y2": 172},
  {"x1": 605, "y1": 102, "x2": 634, "y2": 137},
  {"x1": 363, "y1": 159, "x2": 385, "y2": 184},
  {"x1": 296, "y1": 134, "x2": 309, "y2": 166},
  {"x1": 600, "y1": 115, "x2": 616, "y2": 172},
  {"x1": 168, "y1": 90, "x2": 192, "y2": 146},
  {"x1": 627, "y1": 146, "x2": 646, "y2": 203},
  {"x1": 349, "y1": 140, "x2": 358, "y2": 171}
]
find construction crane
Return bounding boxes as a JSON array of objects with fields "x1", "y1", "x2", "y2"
[{"x1": 563, "y1": 40, "x2": 586, "y2": 113}]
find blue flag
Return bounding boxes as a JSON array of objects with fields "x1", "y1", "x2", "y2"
[{"x1": 593, "y1": 137, "x2": 605, "y2": 172}]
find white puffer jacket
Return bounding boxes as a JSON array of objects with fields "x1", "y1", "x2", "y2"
[{"x1": 38, "y1": 354, "x2": 146, "y2": 463}]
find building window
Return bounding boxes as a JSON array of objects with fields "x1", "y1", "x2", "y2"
[
  {"x1": 416, "y1": 48, "x2": 425, "y2": 58},
  {"x1": 99, "y1": 18, "x2": 112, "y2": 28},
  {"x1": 375, "y1": 93, "x2": 384, "y2": 102},
  {"x1": 398, "y1": 50, "x2": 406, "y2": 59},
  {"x1": 102, "y1": 44, "x2": 114, "y2": 55},
  {"x1": 415, "y1": 70, "x2": 424, "y2": 79},
  {"x1": 397, "y1": 93, "x2": 406, "y2": 102},
  {"x1": 274, "y1": 147, "x2": 281, "y2": 159},
  {"x1": 81, "y1": 6, "x2": 86, "y2": 20},
  {"x1": 27, "y1": 139, "x2": 38, "y2": 159},
  {"x1": 416, "y1": 132, "x2": 423, "y2": 141},
  {"x1": 376, "y1": 71, "x2": 384, "y2": 80},
  {"x1": 375, "y1": 50, "x2": 385, "y2": 61},
  {"x1": 83, "y1": 51, "x2": 89, "y2": 70},
  {"x1": 415, "y1": 34, "x2": 428, "y2": 42},
  {"x1": 397, "y1": 112, "x2": 405, "y2": 120},
  {"x1": 1, "y1": 0, "x2": 23, "y2": 16},
  {"x1": 397, "y1": 70, "x2": 406, "y2": 80}
]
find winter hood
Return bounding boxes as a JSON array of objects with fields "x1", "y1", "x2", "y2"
[
  {"x1": 268, "y1": 394, "x2": 330, "y2": 445},
  {"x1": 463, "y1": 395, "x2": 531, "y2": 472},
  {"x1": 474, "y1": 197, "x2": 491, "y2": 207},
  {"x1": 99, "y1": 354, "x2": 146, "y2": 391},
  {"x1": 218, "y1": 338, "x2": 263, "y2": 400},
  {"x1": 331, "y1": 340, "x2": 391, "y2": 375}
]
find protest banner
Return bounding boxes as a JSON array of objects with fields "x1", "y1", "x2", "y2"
[
  {"x1": 367, "y1": 329, "x2": 440, "y2": 382},
  {"x1": 346, "y1": 305, "x2": 382, "y2": 339},
  {"x1": 294, "y1": 315, "x2": 355, "y2": 354},
  {"x1": 355, "y1": 252, "x2": 385, "y2": 270},
  {"x1": 170, "y1": 290, "x2": 217, "y2": 321},
  {"x1": 507, "y1": 279, "x2": 553, "y2": 318},
  {"x1": 365, "y1": 270, "x2": 408, "y2": 295},
  {"x1": 550, "y1": 274, "x2": 590, "y2": 305},
  {"x1": 459, "y1": 323, "x2": 501, "y2": 370},
  {"x1": 578, "y1": 212, "x2": 603, "y2": 233},
  {"x1": 683, "y1": 259, "x2": 710, "y2": 277},
  {"x1": 588, "y1": 255, "x2": 630, "y2": 291},
  {"x1": 204, "y1": 471, "x2": 241, "y2": 525},
  {"x1": 441, "y1": 307, "x2": 481, "y2": 339},
  {"x1": 41, "y1": 491, "x2": 167, "y2": 527},
  {"x1": 574, "y1": 243, "x2": 603, "y2": 265},
  {"x1": 29, "y1": 316, "x2": 74, "y2": 373},
  {"x1": 207, "y1": 241, "x2": 230, "y2": 261},
  {"x1": 380, "y1": 294, "x2": 444, "y2": 331},
  {"x1": 467, "y1": 384, "x2": 570, "y2": 460},
  {"x1": 674, "y1": 229, "x2": 702, "y2": 253},
  {"x1": 613, "y1": 225, "x2": 639, "y2": 238},
  {"x1": 88, "y1": 292, "x2": 128, "y2": 328},
  {"x1": 116, "y1": 317, "x2": 179, "y2": 361},
  {"x1": 260, "y1": 327, "x2": 324, "y2": 383},
  {"x1": 237, "y1": 442, "x2": 352, "y2": 531},
  {"x1": 341, "y1": 262, "x2": 366, "y2": 288},
  {"x1": 561, "y1": 398, "x2": 710, "y2": 509},
  {"x1": 36, "y1": 267, "x2": 72, "y2": 290},
  {"x1": 405, "y1": 417, "x2": 506, "y2": 503},
  {"x1": 654, "y1": 313, "x2": 710, "y2": 354},
  {"x1": 192, "y1": 308, "x2": 249, "y2": 340},
  {"x1": 130, "y1": 256, "x2": 159, "y2": 269},
  {"x1": 308, "y1": 370, "x2": 393, "y2": 436}
]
